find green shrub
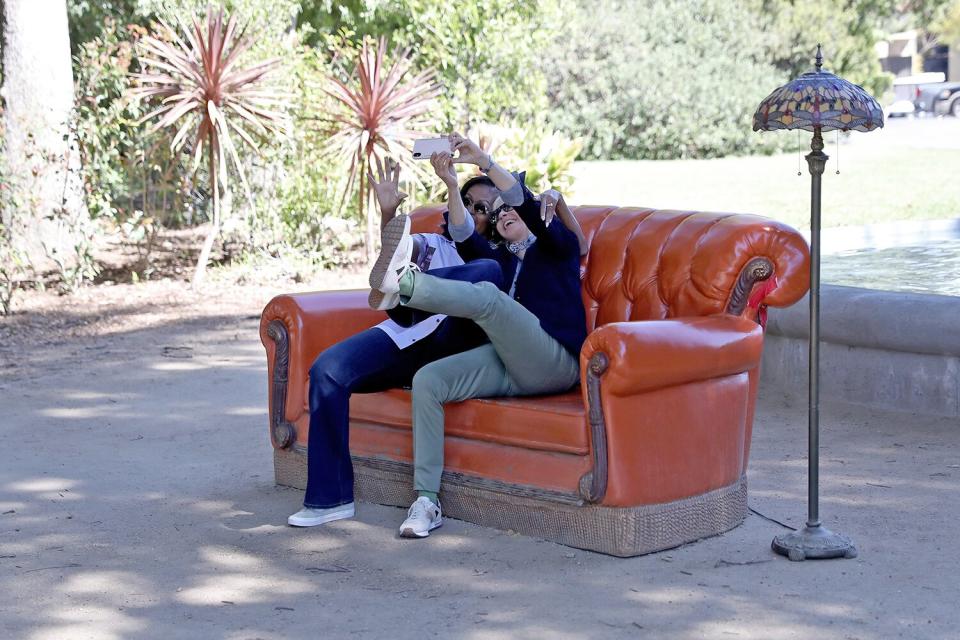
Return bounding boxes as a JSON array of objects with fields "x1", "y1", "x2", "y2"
[
  {"x1": 473, "y1": 118, "x2": 583, "y2": 196},
  {"x1": 212, "y1": 35, "x2": 363, "y2": 263},
  {"x1": 757, "y1": 0, "x2": 894, "y2": 100},
  {"x1": 66, "y1": 0, "x2": 582, "y2": 271},
  {"x1": 545, "y1": 0, "x2": 783, "y2": 161},
  {"x1": 299, "y1": 0, "x2": 561, "y2": 133}
]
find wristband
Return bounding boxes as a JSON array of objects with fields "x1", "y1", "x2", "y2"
[{"x1": 480, "y1": 154, "x2": 495, "y2": 173}]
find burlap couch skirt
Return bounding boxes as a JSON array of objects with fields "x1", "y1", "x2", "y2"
[{"x1": 275, "y1": 447, "x2": 747, "y2": 558}]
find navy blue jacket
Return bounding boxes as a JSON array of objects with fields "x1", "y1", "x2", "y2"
[{"x1": 454, "y1": 184, "x2": 587, "y2": 359}]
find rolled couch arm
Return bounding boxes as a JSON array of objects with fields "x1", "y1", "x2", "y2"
[
  {"x1": 581, "y1": 315, "x2": 764, "y2": 396},
  {"x1": 260, "y1": 290, "x2": 385, "y2": 448},
  {"x1": 577, "y1": 315, "x2": 764, "y2": 505}
]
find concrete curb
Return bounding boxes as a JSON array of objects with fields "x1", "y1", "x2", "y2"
[{"x1": 762, "y1": 284, "x2": 960, "y2": 417}]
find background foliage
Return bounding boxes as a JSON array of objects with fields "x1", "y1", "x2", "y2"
[
  {"x1": 544, "y1": 0, "x2": 782, "y2": 160},
  {"x1": 12, "y1": 0, "x2": 940, "y2": 293},
  {"x1": 757, "y1": 0, "x2": 894, "y2": 99},
  {"x1": 298, "y1": 0, "x2": 559, "y2": 133}
]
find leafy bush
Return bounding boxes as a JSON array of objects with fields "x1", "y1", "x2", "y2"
[
  {"x1": 71, "y1": 15, "x2": 198, "y2": 291},
  {"x1": 320, "y1": 36, "x2": 441, "y2": 258},
  {"x1": 757, "y1": 0, "x2": 893, "y2": 99},
  {"x1": 228, "y1": 34, "x2": 357, "y2": 256},
  {"x1": 73, "y1": 19, "x2": 178, "y2": 223},
  {"x1": 545, "y1": 0, "x2": 783, "y2": 161},
  {"x1": 472, "y1": 119, "x2": 582, "y2": 195},
  {"x1": 299, "y1": 0, "x2": 560, "y2": 133}
]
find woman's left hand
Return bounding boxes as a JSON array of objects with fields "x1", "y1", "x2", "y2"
[
  {"x1": 539, "y1": 189, "x2": 563, "y2": 224},
  {"x1": 448, "y1": 132, "x2": 489, "y2": 168}
]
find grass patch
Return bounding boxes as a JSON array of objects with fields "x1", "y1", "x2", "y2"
[{"x1": 569, "y1": 146, "x2": 960, "y2": 230}]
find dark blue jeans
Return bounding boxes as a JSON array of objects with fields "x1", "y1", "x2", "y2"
[{"x1": 303, "y1": 259, "x2": 502, "y2": 508}]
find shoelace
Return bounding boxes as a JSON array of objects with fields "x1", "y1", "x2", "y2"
[
  {"x1": 408, "y1": 500, "x2": 428, "y2": 519},
  {"x1": 408, "y1": 498, "x2": 438, "y2": 521},
  {"x1": 395, "y1": 262, "x2": 421, "y2": 278}
]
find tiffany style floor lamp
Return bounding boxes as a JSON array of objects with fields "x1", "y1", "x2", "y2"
[{"x1": 752, "y1": 45, "x2": 884, "y2": 561}]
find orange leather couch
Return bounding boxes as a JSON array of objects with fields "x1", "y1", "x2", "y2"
[{"x1": 260, "y1": 205, "x2": 809, "y2": 556}]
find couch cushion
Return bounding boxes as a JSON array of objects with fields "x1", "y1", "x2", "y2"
[{"x1": 349, "y1": 388, "x2": 589, "y2": 456}]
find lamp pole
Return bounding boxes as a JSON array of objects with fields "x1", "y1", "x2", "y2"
[
  {"x1": 771, "y1": 125, "x2": 856, "y2": 561},
  {"x1": 806, "y1": 127, "x2": 826, "y2": 530}
]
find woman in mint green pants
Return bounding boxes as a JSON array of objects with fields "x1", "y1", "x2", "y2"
[{"x1": 369, "y1": 133, "x2": 586, "y2": 538}]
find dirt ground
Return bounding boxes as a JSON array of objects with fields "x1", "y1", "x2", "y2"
[
  {"x1": 1, "y1": 273, "x2": 959, "y2": 640},
  {"x1": 0, "y1": 265, "x2": 367, "y2": 382}
]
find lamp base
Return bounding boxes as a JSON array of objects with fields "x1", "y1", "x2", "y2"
[{"x1": 772, "y1": 524, "x2": 858, "y2": 561}]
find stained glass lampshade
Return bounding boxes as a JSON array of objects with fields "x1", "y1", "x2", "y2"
[{"x1": 753, "y1": 49, "x2": 884, "y2": 133}]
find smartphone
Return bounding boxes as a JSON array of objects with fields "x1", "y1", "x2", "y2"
[{"x1": 412, "y1": 137, "x2": 452, "y2": 160}]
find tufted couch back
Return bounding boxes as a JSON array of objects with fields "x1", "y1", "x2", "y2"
[{"x1": 409, "y1": 205, "x2": 809, "y2": 330}]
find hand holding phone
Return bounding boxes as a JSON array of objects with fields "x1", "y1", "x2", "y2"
[
  {"x1": 429, "y1": 150, "x2": 458, "y2": 188},
  {"x1": 448, "y1": 132, "x2": 488, "y2": 167}
]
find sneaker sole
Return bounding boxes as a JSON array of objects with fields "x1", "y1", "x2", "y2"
[
  {"x1": 288, "y1": 505, "x2": 355, "y2": 527},
  {"x1": 368, "y1": 288, "x2": 396, "y2": 311},
  {"x1": 399, "y1": 520, "x2": 442, "y2": 538},
  {"x1": 369, "y1": 214, "x2": 409, "y2": 292}
]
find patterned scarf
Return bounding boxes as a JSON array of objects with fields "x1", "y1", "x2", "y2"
[{"x1": 506, "y1": 234, "x2": 537, "y2": 257}]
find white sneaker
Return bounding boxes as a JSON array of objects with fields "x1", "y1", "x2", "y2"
[
  {"x1": 287, "y1": 502, "x2": 355, "y2": 527},
  {"x1": 399, "y1": 496, "x2": 442, "y2": 538},
  {"x1": 369, "y1": 214, "x2": 415, "y2": 302}
]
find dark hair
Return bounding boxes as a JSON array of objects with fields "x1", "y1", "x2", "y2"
[
  {"x1": 440, "y1": 174, "x2": 496, "y2": 241},
  {"x1": 448, "y1": 175, "x2": 498, "y2": 241},
  {"x1": 459, "y1": 175, "x2": 495, "y2": 199},
  {"x1": 486, "y1": 204, "x2": 516, "y2": 247}
]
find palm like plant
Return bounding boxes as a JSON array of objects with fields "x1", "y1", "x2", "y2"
[
  {"x1": 132, "y1": 7, "x2": 287, "y2": 287},
  {"x1": 324, "y1": 37, "x2": 440, "y2": 260}
]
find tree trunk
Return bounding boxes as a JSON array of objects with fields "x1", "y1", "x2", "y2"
[
  {"x1": 1, "y1": 0, "x2": 86, "y2": 271},
  {"x1": 359, "y1": 151, "x2": 374, "y2": 264},
  {"x1": 192, "y1": 138, "x2": 219, "y2": 289}
]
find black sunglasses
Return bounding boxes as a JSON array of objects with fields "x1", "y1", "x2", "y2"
[
  {"x1": 488, "y1": 204, "x2": 514, "y2": 226},
  {"x1": 464, "y1": 199, "x2": 495, "y2": 217}
]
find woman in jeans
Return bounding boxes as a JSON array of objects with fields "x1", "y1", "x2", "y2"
[{"x1": 368, "y1": 133, "x2": 586, "y2": 538}]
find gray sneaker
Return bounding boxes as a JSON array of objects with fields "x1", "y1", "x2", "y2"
[
  {"x1": 288, "y1": 503, "x2": 355, "y2": 527},
  {"x1": 399, "y1": 497, "x2": 442, "y2": 538}
]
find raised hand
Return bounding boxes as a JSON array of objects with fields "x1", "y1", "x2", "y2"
[
  {"x1": 430, "y1": 151, "x2": 459, "y2": 189},
  {"x1": 368, "y1": 156, "x2": 407, "y2": 220},
  {"x1": 539, "y1": 188, "x2": 562, "y2": 224},
  {"x1": 448, "y1": 132, "x2": 490, "y2": 168},
  {"x1": 539, "y1": 188, "x2": 589, "y2": 256}
]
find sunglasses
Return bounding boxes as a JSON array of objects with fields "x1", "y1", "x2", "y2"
[
  {"x1": 463, "y1": 198, "x2": 494, "y2": 217},
  {"x1": 488, "y1": 205, "x2": 514, "y2": 226}
]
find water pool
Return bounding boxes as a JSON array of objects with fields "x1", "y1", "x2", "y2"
[{"x1": 817, "y1": 219, "x2": 960, "y2": 297}]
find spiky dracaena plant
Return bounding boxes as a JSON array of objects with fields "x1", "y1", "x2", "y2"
[
  {"x1": 324, "y1": 37, "x2": 440, "y2": 260},
  {"x1": 132, "y1": 7, "x2": 287, "y2": 287}
]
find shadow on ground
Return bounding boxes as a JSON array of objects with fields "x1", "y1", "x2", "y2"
[{"x1": 1, "y1": 313, "x2": 958, "y2": 639}]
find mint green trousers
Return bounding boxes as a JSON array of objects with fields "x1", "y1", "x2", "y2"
[{"x1": 401, "y1": 273, "x2": 580, "y2": 493}]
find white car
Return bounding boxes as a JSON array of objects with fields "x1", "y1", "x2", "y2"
[{"x1": 885, "y1": 99, "x2": 916, "y2": 118}]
